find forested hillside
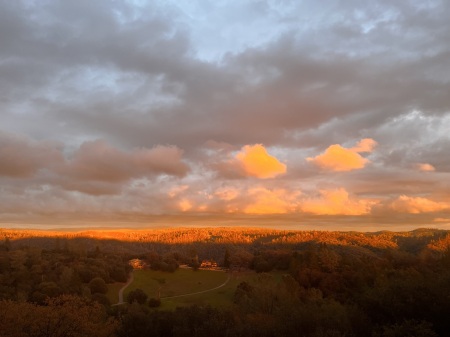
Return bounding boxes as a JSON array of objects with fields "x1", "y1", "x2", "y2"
[
  {"x1": 2, "y1": 227, "x2": 449, "y2": 255},
  {"x1": 1, "y1": 227, "x2": 450, "y2": 336}
]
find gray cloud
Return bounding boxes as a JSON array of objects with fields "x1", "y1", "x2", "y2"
[
  {"x1": 61, "y1": 139, "x2": 189, "y2": 182},
  {"x1": 0, "y1": 130, "x2": 63, "y2": 177}
]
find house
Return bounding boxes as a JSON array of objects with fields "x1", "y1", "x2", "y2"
[
  {"x1": 129, "y1": 258, "x2": 146, "y2": 269},
  {"x1": 200, "y1": 260, "x2": 218, "y2": 269}
]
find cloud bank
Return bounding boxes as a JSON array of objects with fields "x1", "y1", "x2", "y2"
[{"x1": 1, "y1": 1, "x2": 450, "y2": 229}]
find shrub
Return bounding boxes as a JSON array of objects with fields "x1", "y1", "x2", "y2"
[
  {"x1": 127, "y1": 288, "x2": 148, "y2": 304},
  {"x1": 148, "y1": 298, "x2": 161, "y2": 308}
]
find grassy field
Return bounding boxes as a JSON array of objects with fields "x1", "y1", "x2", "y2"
[
  {"x1": 161, "y1": 270, "x2": 258, "y2": 309},
  {"x1": 106, "y1": 282, "x2": 125, "y2": 304},
  {"x1": 107, "y1": 268, "x2": 284, "y2": 309},
  {"x1": 124, "y1": 268, "x2": 228, "y2": 304},
  {"x1": 118, "y1": 268, "x2": 256, "y2": 309}
]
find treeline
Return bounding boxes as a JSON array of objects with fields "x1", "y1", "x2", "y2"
[
  {"x1": 2, "y1": 227, "x2": 449, "y2": 248},
  {"x1": 2, "y1": 227, "x2": 450, "y2": 262}
]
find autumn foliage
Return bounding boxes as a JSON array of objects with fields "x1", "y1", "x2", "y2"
[{"x1": 1, "y1": 227, "x2": 450, "y2": 336}]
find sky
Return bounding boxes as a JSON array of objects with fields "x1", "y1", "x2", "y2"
[{"x1": 1, "y1": 0, "x2": 450, "y2": 231}]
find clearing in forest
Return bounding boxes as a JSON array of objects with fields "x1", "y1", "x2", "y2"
[
  {"x1": 107, "y1": 269, "x2": 276, "y2": 309},
  {"x1": 117, "y1": 268, "x2": 252, "y2": 309}
]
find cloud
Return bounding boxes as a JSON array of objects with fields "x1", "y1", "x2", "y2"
[
  {"x1": 434, "y1": 218, "x2": 450, "y2": 223},
  {"x1": 163, "y1": 183, "x2": 303, "y2": 215},
  {"x1": 416, "y1": 163, "x2": 435, "y2": 172},
  {"x1": 62, "y1": 140, "x2": 189, "y2": 184},
  {"x1": 389, "y1": 195, "x2": 448, "y2": 214},
  {"x1": 214, "y1": 186, "x2": 240, "y2": 201},
  {"x1": 301, "y1": 188, "x2": 377, "y2": 215},
  {"x1": 0, "y1": 131, "x2": 63, "y2": 178},
  {"x1": 307, "y1": 139, "x2": 377, "y2": 172},
  {"x1": 168, "y1": 185, "x2": 189, "y2": 198},
  {"x1": 133, "y1": 145, "x2": 190, "y2": 177},
  {"x1": 235, "y1": 144, "x2": 287, "y2": 178},
  {"x1": 1, "y1": 1, "x2": 450, "y2": 154},
  {"x1": 178, "y1": 199, "x2": 193, "y2": 212},
  {"x1": 350, "y1": 138, "x2": 378, "y2": 153},
  {"x1": 243, "y1": 187, "x2": 300, "y2": 214}
]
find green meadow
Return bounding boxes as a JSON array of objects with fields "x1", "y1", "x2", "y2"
[
  {"x1": 105, "y1": 282, "x2": 124, "y2": 304},
  {"x1": 127, "y1": 268, "x2": 227, "y2": 308},
  {"x1": 159, "y1": 271, "x2": 244, "y2": 310},
  {"x1": 107, "y1": 268, "x2": 265, "y2": 309},
  {"x1": 107, "y1": 268, "x2": 291, "y2": 309}
]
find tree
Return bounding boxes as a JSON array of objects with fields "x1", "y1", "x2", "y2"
[
  {"x1": 230, "y1": 250, "x2": 253, "y2": 271},
  {"x1": 2, "y1": 238, "x2": 11, "y2": 252},
  {"x1": 89, "y1": 277, "x2": 107, "y2": 295},
  {"x1": 127, "y1": 288, "x2": 148, "y2": 304},
  {"x1": 223, "y1": 249, "x2": 231, "y2": 268},
  {"x1": 148, "y1": 297, "x2": 161, "y2": 308},
  {"x1": 191, "y1": 261, "x2": 200, "y2": 271},
  {"x1": 91, "y1": 293, "x2": 110, "y2": 306},
  {"x1": 188, "y1": 249, "x2": 200, "y2": 270}
]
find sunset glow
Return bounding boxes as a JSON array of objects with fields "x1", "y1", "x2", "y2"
[
  {"x1": 301, "y1": 188, "x2": 376, "y2": 216},
  {"x1": 389, "y1": 195, "x2": 448, "y2": 214},
  {"x1": 1, "y1": 1, "x2": 450, "y2": 231},
  {"x1": 416, "y1": 163, "x2": 436, "y2": 172},
  {"x1": 243, "y1": 187, "x2": 299, "y2": 214}
]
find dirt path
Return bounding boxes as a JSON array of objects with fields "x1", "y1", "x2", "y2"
[
  {"x1": 161, "y1": 273, "x2": 231, "y2": 299},
  {"x1": 116, "y1": 270, "x2": 134, "y2": 304}
]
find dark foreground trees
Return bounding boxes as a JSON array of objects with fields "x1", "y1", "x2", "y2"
[{"x1": 0, "y1": 295, "x2": 117, "y2": 337}]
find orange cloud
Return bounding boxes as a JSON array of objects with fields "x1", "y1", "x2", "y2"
[
  {"x1": 236, "y1": 144, "x2": 286, "y2": 178},
  {"x1": 178, "y1": 199, "x2": 193, "y2": 212},
  {"x1": 389, "y1": 195, "x2": 448, "y2": 213},
  {"x1": 301, "y1": 188, "x2": 377, "y2": 215},
  {"x1": 244, "y1": 187, "x2": 300, "y2": 214},
  {"x1": 307, "y1": 138, "x2": 377, "y2": 172},
  {"x1": 416, "y1": 163, "x2": 435, "y2": 172},
  {"x1": 350, "y1": 138, "x2": 377, "y2": 152},
  {"x1": 434, "y1": 218, "x2": 450, "y2": 223}
]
